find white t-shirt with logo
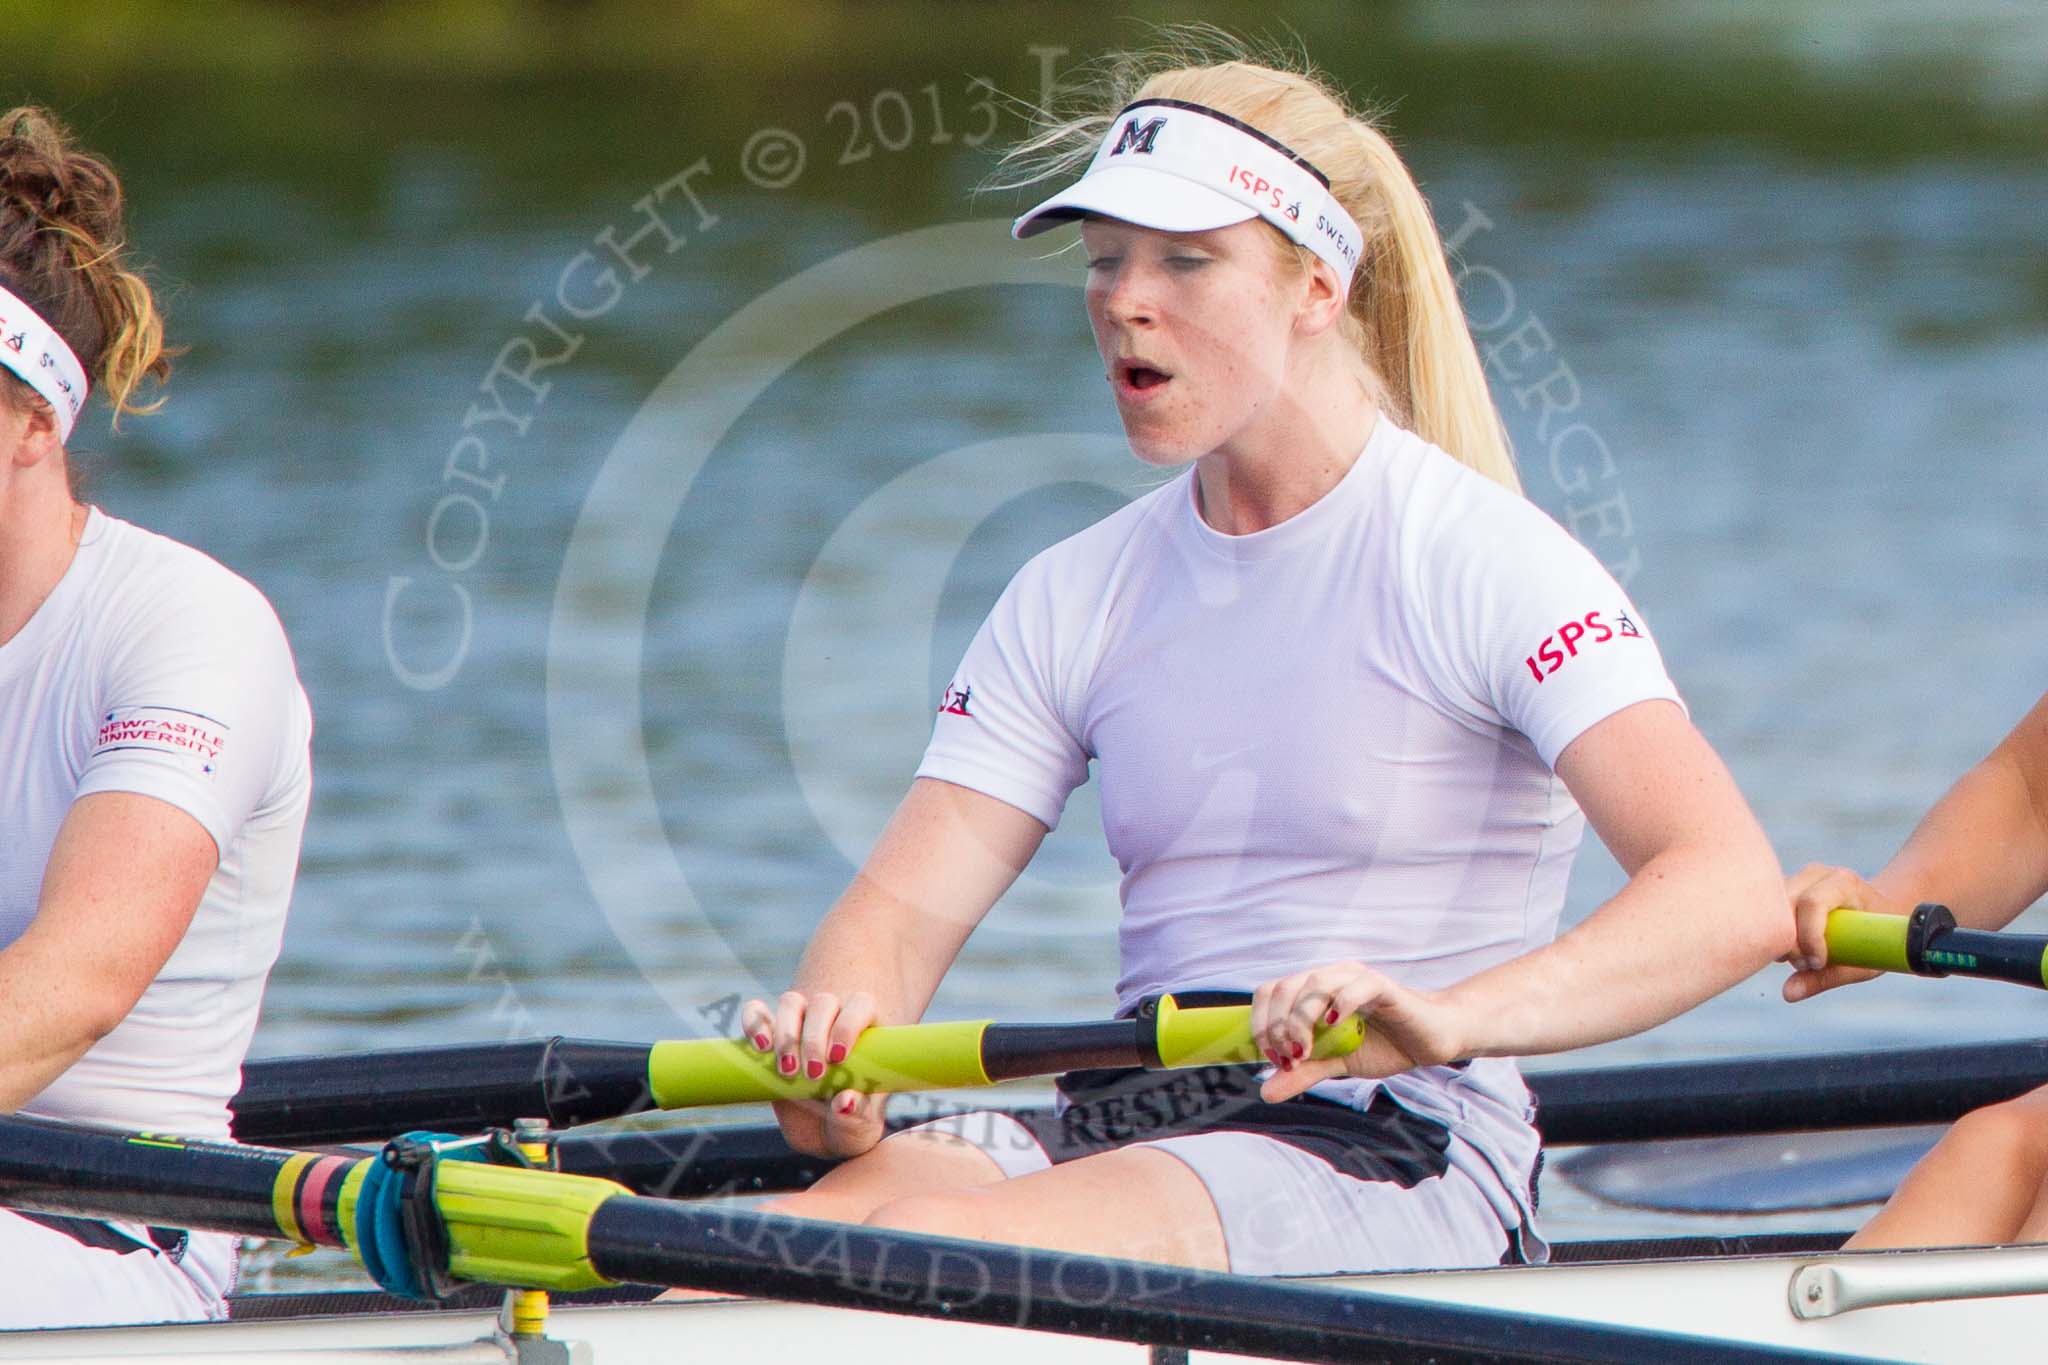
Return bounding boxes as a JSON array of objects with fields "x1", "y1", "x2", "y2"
[
  {"x1": 916, "y1": 416, "x2": 1682, "y2": 1246},
  {"x1": 0, "y1": 508, "x2": 311, "y2": 1142}
]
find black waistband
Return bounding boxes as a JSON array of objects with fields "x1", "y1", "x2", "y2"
[
  {"x1": 1120, "y1": 988, "x2": 1253, "y2": 1017},
  {"x1": 15, "y1": 1211, "x2": 188, "y2": 1260},
  {"x1": 1018, "y1": 1059, "x2": 1456, "y2": 1191}
]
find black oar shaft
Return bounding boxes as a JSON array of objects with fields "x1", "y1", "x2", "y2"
[
  {"x1": 0, "y1": 1113, "x2": 310, "y2": 1241},
  {"x1": 581, "y1": 1198, "x2": 1869, "y2": 1365},
  {"x1": 978, "y1": 1019, "x2": 1140, "y2": 1080},
  {"x1": 0, "y1": 1109, "x2": 1868, "y2": 1364},
  {"x1": 1916, "y1": 923, "x2": 2048, "y2": 989},
  {"x1": 235, "y1": 1037, "x2": 657, "y2": 1145},
  {"x1": 1533, "y1": 1038, "x2": 2048, "y2": 1144},
  {"x1": 235, "y1": 1000, "x2": 1360, "y2": 1146}
]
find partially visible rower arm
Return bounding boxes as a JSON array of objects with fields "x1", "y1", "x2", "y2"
[
  {"x1": 1444, "y1": 698, "x2": 1791, "y2": 1057},
  {"x1": 1871, "y1": 690, "x2": 2048, "y2": 929},
  {"x1": 0, "y1": 792, "x2": 215, "y2": 1111}
]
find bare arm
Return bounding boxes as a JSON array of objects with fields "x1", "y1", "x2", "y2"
[
  {"x1": 785, "y1": 778, "x2": 1048, "y2": 1024},
  {"x1": 745, "y1": 777, "x2": 1048, "y2": 1153},
  {"x1": 0, "y1": 792, "x2": 215, "y2": 1110},
  {"x1": 1258, "y1": 700, "x2": 1789, "y2": 1093},
  {"x1": 1871, "y1": 691, "x2": 2048, "y2": 925},
  {"x1": 1787, "y1": 690, "x2": 2048, "y2": 999},
  {"x1": 1464, "y1": 699, "x2": 1787, "y2": 1049}
]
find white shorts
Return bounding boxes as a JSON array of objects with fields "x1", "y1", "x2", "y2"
[
  {"x1": 899, "y1": 1098, "x2": 1514, "y2": 1277},
  {"x1": 0, "y1": 1211, "x2": 235, "y2": 1330}
]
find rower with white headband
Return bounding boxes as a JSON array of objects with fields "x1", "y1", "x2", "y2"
[
  {"x1": 734, "y1": 36, "x2": 1789, "y2": 1278},
  {"x1": 0, "y1": 107, "x2": 311, "y2": 1327}
]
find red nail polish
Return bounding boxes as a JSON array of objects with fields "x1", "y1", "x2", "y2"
[
  {"x1": 828, "y1": 1043, "x2": 848, "y2": 1064},
  {"x1": 1290, "y1": 1041, "x2": 1304, "y2": 1059},
  {"x1": 1325, "y1": 1008, "x2": 1340, "y2": 1025},
  {"x1": 836, "y1": 1095, "x2": 856, "y2": 1115},
  {"x1": 753, "y1": 1032, "x2": 772, "y2": 1051},
  {"x1": 1279, "y1": 1058, "x2": 1294, "y2": 1072},
  {"x1": 806, "y1": 1060, "x2": 824, "y2": 1080},
  {"x1": 779, "y1": 1054, "x2": 796, "y2": 1075}
]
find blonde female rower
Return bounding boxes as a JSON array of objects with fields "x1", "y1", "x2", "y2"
[
  {"x1": 0, "y1": 109, "x2": 312, "y2": 1326},
  {"x1": 1787, "y1": 690, "x2": 2048, "y2": 1248},
  {"x1": 741, "y1": 47, "x2": 1789, "y2": 1275}
]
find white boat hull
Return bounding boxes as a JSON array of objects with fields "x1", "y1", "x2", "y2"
[{"x1": 5, "y1": 1244, "x2": 2045, "y2": 1363}]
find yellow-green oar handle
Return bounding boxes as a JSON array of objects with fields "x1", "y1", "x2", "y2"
[
  {"x1": 648, "y1": 1019, "x2": 993, "y2": 1107},
  {"x1": 1823, "y1": 908, "x2": 1914, "y2": 974},
  {"x1": 1153, "y1": 999, "x2": 1368, "y2": 1067},
  {"x1": 645, "y1": 1000, "x2": 1372, "y2": 1108}
]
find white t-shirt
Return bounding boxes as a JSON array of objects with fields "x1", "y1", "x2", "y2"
[
  {"x1": 916, "y1": 416, "x2": 1682, "y2": 1242},
  {"x1": 0, "y1": 508, "x2": 311, "y2": 1141}
]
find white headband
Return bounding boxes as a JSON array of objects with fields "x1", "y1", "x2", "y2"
[
  {"x1": 0, "y1": 282, "x2": 88, "y2": 441},
  {"x1": 1014, "y1": 99, "x2": 1364, "y2": 290}
]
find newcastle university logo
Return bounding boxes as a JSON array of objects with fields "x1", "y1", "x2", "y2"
[{"x1": 1109, "y1": 116, "x2": 1166, "y2": 157}]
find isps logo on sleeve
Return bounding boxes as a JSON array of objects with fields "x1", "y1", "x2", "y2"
[{"x1": 1523, "y1": 610, "x2": 1642, "y2": 684}]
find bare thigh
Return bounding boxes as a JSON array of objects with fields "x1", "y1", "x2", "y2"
[
  {"x1": 863, "y1": 1144, "x2": 1228, "y2": 1270},
  {"x1": 762, "y1": 1125, "x2": 1011, "y2": 1224},
  {"x1": 1852, "y1": 1082, "x2": 2048, "y2": 1249}
]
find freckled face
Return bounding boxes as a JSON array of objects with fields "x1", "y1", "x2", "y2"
[{"x1": 1082, "y1": 217, "x2": 1304, "y2": 467}]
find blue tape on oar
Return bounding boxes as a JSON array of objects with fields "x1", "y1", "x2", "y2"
[{"x1": 354, "y1": 1131, "x2": 482, "y2": 1299}]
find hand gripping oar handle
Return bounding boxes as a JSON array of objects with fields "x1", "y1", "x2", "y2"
[
  {"x1": 1825, "y1": 904, "x2": 2048, "y2": 989},
  {"x1": 232, "y1": 998, "x2": 1370, "y2": 1146},
  {"x1": 643, "y1": 995, "x2": 1368, "y2": 1108}
]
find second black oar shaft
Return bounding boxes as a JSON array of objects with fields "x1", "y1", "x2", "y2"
[{"x1": 0, "y1": 1113, "x2": 1862, "y2": 1365}]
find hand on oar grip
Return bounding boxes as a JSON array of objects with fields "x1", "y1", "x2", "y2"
[
  {"x1": 1153, "y1": 999, "x2": 1367, "y2": 1068},
  {"x1": 650, "y1": 1019, "x2": 993, "y2": 1109},
  {"x1": 734, "y1": 990, "x2": 904, "y2": 1153},
  {"x1": 1783, "y1": 864, "x2": 1899, "y2": 1002},
  {"x1": 1819, "y1": 902, "x2": 2047, "y2": 992}
]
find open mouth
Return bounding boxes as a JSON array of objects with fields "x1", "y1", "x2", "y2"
[{"x1": 1115, "y1": 359, "x2": 1174, "y2": 396}]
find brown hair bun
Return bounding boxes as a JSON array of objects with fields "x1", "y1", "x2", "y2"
[{"x1": 0, "y1": 106, "x2": 171, "y2": 431}]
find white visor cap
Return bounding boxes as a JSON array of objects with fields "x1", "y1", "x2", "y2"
[{"x1": 1013, "y1": 99, "x2": 1363, "y2": 290}]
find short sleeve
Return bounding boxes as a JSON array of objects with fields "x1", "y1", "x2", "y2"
[
  {"x1": 914, "y1": 555, "x2": 1090, "y2": 830},
  {"x1": 75, "y1": 573, "x2": 307, "y2": 859},
  {"x1": 1410, "y1": 492, "x2": 1684, "y2": 771}
]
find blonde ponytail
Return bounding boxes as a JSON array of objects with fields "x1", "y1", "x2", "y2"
[
  {"x1": 996, "y1": 29, "x2": 1521, "y2": 493},
  {"x1": 1347, "y1": 123, "x2": 1519, "y2": 492}
]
